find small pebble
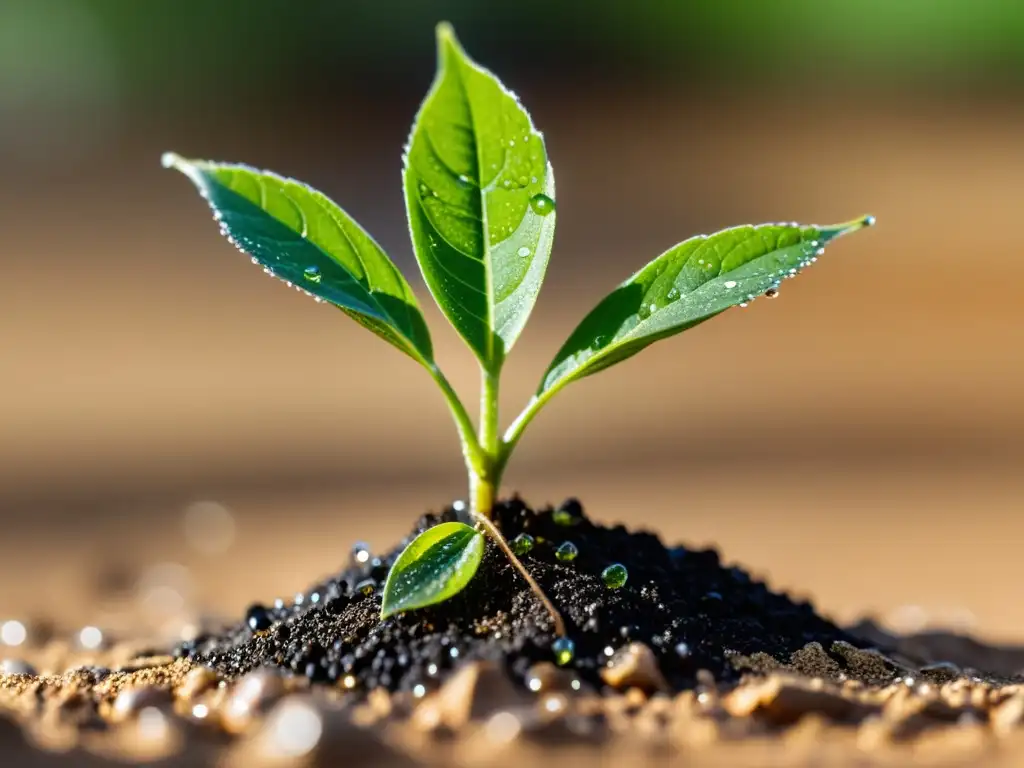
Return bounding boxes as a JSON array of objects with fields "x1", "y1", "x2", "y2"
[{"x1": 0, "y1": 658, "x2": 36, "y2": 676}]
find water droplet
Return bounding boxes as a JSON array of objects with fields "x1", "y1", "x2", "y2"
[
  {"x1": 738, "y1": 302, "x2": 749, "y2": 308},
  {"x1": 591, "y1": 335, "x2": 607, "y2": 350},
  {"x1": 666, "y1": 287, "x2": 680, "y2": 301},
  {"x1": 723, "y1": 280, "x2": 738, "y2": 289},
  {"x1": 517, "y1": 246, "x2": 531, "y2": 258},
  {"x1": 788, "y1": 268, "x2": 797, "y2": 275},
  {"x1": 555, "y1": 541, "x2": 578, "y2": 562},
  {"x1": 456, "y1": 173, "x2": 471, "y2": 188},
  {"x1": 637, "y1": 304, "x2": 651, "y2": 320},
  {"x1": 302, "y1": 266, "x2": 322, "y2": 284},
  {"x1": 508, "y1": 139, "x2": 516, "y2": 147},
  {"x1": 601, "y1": 563, "x2": 628, "y2": 589},
  {"x1": 502, "y1": 179, "x2": 512, "y2": 189},
  {"x1": 552, "y1": 637, "x2": 575, "y2": 666},
  {"x1": 246, "y1": 604, "x2": 273, "y2": 633},
  {"x1": 529, "y1": 193, "x2": 555, "y2": 216},
  {"x1": 552, "y1": 508, "x2": 580, "y2": 527},
  {"x1": 675, "y1": 641, "x2": 691, "y2": 658},
  {"x1": 530, "y1": 175, "x2": 538, "y2": 184},
  {"x1": 863, "y1": 215, "x2": 876, "y2": 227},
  {"x1": 816, "y1": 247, "x2": 825, "y2": 256},
  {"x1": 511, "y1": 533, "x2": 535, "y2": 556},
  {"x1": 764, "y1": 288, "x2": 779, "y2": 299},
  {"x1": 350, "y1": 542, "x2": 371, "y2": 566},
  {"x1": 517, "y1": 175, "x2": 528, "y2": 186}
]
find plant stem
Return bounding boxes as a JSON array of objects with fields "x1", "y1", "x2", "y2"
[
  {"x1": 471, "y1": 510, "x2": 566, "y2": 637},
  {"x1": 469, "y1": 365, "x2": 565, "y2": 636},
  {"x1": 429, "y1": 364, "x2": 485, "y2": 472},
  {"x1": 473, "y1": 366, "x2": 501, "y2": 518}
]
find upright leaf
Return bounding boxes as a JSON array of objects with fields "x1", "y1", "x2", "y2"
[
  {"x1": 380, "y1": 522, "x2": 485, "y2": 619},
  {"x1": 536, "y1": 217, "x2": 874, "y2": 400},
  {"x1": 404, "y1": 23, "x2": 556, "y2": 372},
  {"x1": 163, "y1": 153, "x2": 433, "y2": 364}
]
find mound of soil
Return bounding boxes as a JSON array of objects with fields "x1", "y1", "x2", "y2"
[{"x1": 182, "y1": 498, "x2": 908, "y2": 693}]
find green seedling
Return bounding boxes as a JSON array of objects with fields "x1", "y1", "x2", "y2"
[{"x1": 162, "y1": 23, "x2": 874, "y2": 647}]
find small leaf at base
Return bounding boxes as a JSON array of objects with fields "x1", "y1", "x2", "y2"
[{"x1": 380, "y1": 522, "x2": 485, "y2": 619}]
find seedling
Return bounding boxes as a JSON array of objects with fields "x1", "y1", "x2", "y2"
[{"x1": 163, "y1": 23, "x2": 874, "y2": 650}]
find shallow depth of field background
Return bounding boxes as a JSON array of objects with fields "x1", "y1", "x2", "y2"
[{"x1": 1, "y1": 0, "x2": 1022, "y2": 645}]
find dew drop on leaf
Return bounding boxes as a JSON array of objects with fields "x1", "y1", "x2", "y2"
[
  {"x1": 666, "y1": 287, "x2": 680, "y2": 301},
  {"x1": 529, "y1": 193, "x2": 556, "y2": 216},
  {"x1": 591, "y1": 335, "x2": 607, "y2": 350},
  {"x1": 723, "y1": 280, "x2": 737, "y2": 289},
  {"x1": 517, "y1": 246, "x2": 531, "y2": 258},
  {"x1": 303, "y1": 266, "x2": 322, "y2": 284}
]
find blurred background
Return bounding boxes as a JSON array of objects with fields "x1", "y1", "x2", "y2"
[{"x1": 1, "y1": 0, "x2": 1022, "y2": 649}]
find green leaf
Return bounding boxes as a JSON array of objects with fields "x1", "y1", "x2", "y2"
[
  {"x1": 536, "y1": 216, "x2": 875, "y2": 399},
  {"x1": 162, "y1": 153, "x2": 433, "y2": 364},
  {"x1": 381, "y1": 521, "x2": 485, "y2": 619},
  {"x1": 404, "y1": 23, "x2": 556, "y2": 372}
]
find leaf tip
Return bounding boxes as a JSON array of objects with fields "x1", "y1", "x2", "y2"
[
  {"x1": 160, "y1": 151, "x2": 184, "y2": 171},
  {"x1": 434, "y1": 21, "x2": 464, "y2": 63},
  {"x1": 837, "y1": 213, "x2": 876, "y2": 235}
]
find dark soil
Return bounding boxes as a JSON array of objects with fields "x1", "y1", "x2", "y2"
[{"x1": 180, "y1": 497, "x2": 908, "y2": 694}]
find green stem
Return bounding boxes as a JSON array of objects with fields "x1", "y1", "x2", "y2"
[
  {"x1": 496, "y1": 391, "x2": 551, "y2": 478},
  {"x1": 428, "y1": 364, "x2": 485, "y2": 473},
  {"x1": 472, "y1": 366, "x2": 501, "y2": 518}
]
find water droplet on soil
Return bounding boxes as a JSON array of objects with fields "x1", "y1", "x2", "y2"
[
  {"x1": 351, "y1": 542, "x2": 371, "y2": 566},
  {"x1": 511, "y1": 533, "x2": 535, "y2": 556},
  {"x1": 552, "y1": 637, "x2": 575, "y2": 666},
  {"x1": 552, "y1": 507, "x2": 580, "y2": 527},
  {"x1": 601, "y1": 563, "x2": 628, "y2": 589},
  {"x1": 555, "y1": 541, "x2": 578, "y2": 562}
]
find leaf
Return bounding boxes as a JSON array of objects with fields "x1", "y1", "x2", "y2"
[
  {"x1": 404, "y1": 23, "x2": 556, "y2": 372},
  {"x1": 537, "y1": 216, "x2": 875, "y2": 399},
  {"x1": 162, "y1": 153, "x2": 434, "y2": 364},
  {"x1": 380, "y1": 521, "x2": 485, "y2": 619}
]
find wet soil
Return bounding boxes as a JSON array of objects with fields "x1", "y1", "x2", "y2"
[
  {"x1": 183, "y1": 498, "x2": 954, "y2": 694},
  {"x1": 4, "y1": 497, "x2": 1024, "y2": 766}
]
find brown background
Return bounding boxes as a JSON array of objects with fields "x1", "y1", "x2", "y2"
[{"x1": 0, "y1": 0, "x2": 1021, "y2": 646}]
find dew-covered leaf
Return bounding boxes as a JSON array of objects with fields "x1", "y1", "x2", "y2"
[
  {"x1": 404, "y1": 23, "x2": 556, "y2": 373},
  {"x1": 380, "y1": 522, "x2": 485, "y2": 619},
  {"x1": 536, "y1": 217, "x2": 875, "y2": 399},
  {"x1": 163, "y1": 153, "x2": 433, "y2": 363}
]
